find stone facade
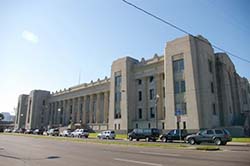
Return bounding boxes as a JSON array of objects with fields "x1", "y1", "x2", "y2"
[
  {"x1": 14, "y1": 35, "x2": 250, "y2": 134},
  {"x1": 14, "y1": 94, "x2": 29, "y2": 129}
]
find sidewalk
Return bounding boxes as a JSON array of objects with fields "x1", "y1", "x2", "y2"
[{"x1": 228, "y1": 142, "x2": 250, "y2": 146}]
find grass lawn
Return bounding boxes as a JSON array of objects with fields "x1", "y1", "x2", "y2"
[{"x1": 232, "y1": 137, "x2": 250, "y2": 143}]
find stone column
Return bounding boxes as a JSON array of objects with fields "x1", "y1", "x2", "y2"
[
  {"x1": 63, "y1": 100, "x2": 66, "y2": 126},
  {"x1": 89, "y1": 95, "x2": 94, "y2": 123},
  {"x1": 81, "y1": 96, "x2": 86, "y2": 124},
  {"x1": 77, "y1": 97, "x2": 81, "y2": 123},
  {"x1": 156, "y1": 73, "x2": 163, "y2": 120},
  {"x1": 103, "y1": 91, "x2": 109, "y2": 123},
  {"x1": 96, "y1": 93, "x2": 101, "y2": 123},
  {"x1": 72, "y1": 98, "x2": 76, "y2": 123},
  {"x1": 143, "y1": 77, "x2": 149, "y2": 120}
]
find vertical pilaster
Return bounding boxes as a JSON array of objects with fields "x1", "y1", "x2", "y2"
[
  {"x1": 89, "y1": 95, "x2": 93, "y2": 123},
  {"x1": 156, "y1": 73, "x2": 163, "y2": 120},
  {"x1": 143, "y1": 77, "x2": 149, "y2": 120},
  {"x1": 63, "y1": 100, "x2": 66, "y2": 125},
  {"x1": 82, "y1": 96, "x2": 86, "y2": 124},
  {"x1": 104, "y1": 91, "x2": 109, "y2": 123},
  {"x1": 96, "y1": 93, "x2": 101, "y2": 123}
]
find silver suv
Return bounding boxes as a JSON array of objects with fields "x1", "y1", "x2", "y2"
[
  {"x1": 70, "y1": 129, "x2": 89, "y2": 138},
  {"x1": 97, "y1": 130, "x2": 116, "y2": 139},
  {"x1": 185, "y1": 128, "x2": 232, "y2": 145}
]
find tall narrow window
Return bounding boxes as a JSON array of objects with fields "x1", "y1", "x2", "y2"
[
  {"x1": 138, "y1": 108, "x2": 142, "y2": 119},
  {"x1": 163, "y1": 87, "x2": 165, "y2": 98},
  {"x1": 173, "y1": 59, "x2": 184, "y2": 73},
  {"x1": 138, "y1": 91, "x2": 142, "y2": 101},
  {"x1": 150, "y1": 107, "x2": 155, "y2": 118},
  {"x1": 211, "y1": 82, "x2": 214, "y2": 94},
  {"x1": 208, "y1": 60, "x2": 213, "y2": 73},
  {"x1": 181, "y1": 80, "x2": 186, "y2": 93},
  {"x1": 149, "y1": 89, "x2": 154, "y2": 100},
  {"x1": 138, "y1": 79, "x2": 142, "y2": 85},
  {"x1": 212, "y1": 103, "x2": 216, "y2": 115},
  {"x1": 114, "y1": 72, "x2": 122, "y2": 119},
  {"x1": 174, "y1": 81, "x2": 179, "y2": 94},
  {"x1": 149, "y1": 76, "x2": 154, "y2": 83}
]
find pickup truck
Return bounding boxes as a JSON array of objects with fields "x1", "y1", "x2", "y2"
[{"x1": 160, "y1": 129, "x2": 190, "y2": 142}]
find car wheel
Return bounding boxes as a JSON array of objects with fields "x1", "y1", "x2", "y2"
[
  {"x1": 145, "y1": 137, "x2": 150, "y2": 142},
  {"x1": 162, "y1": 137, "x2": 167, "y2": 143},
  {"x1": 129, "y1": 136, "x2": 133, "y2": 141},
  {"x1": 189, "y1": 138, "x2": 195, "y2": 145},
  {"x1": 214, "y1": 138, "x2": 222, "y2": 145},
  {"x1": 221, "y1": 142, "x2": 227, "y2": 145},
  {"x1": 136, "y1": 138, "x2": 140, "y2": 141}
]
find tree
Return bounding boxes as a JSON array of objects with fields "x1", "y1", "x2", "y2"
[{"x1": 0, "y1": 113, "x2": 4, "y2": 121}]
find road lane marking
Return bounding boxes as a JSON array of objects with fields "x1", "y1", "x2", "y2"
[
  {"x1": 140, "y1": 151, "x2": 181, "y2": 157},
  {"x1": 114, "y1": 158, "x2": 162, "y2": 166}
]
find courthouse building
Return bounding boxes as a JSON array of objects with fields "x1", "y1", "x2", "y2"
[{"x1": 14, "y1": 35, "x2": 250, "y2": 134}]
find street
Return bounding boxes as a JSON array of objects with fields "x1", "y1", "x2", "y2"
[{"x1": 0, "y1": 135, "x2": 249, "y2": 166}]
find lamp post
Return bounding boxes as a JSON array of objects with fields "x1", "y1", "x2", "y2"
[
  {"x1": 57, "y1": 108, "x2": 61, "y2": 126},
  {"x1": 155, "y1": 94, "x2": 160, "y2": 129}
]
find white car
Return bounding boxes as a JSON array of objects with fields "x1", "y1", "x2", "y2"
[
  {"x1": 97, "y1": 130, "x2": 116, "y2": 139},
  {"x1": 59, "y1": 129, "x2": 71, "y2": 137},
  {"x1": 70, "y1": 129, "x2": 89, "y2": 138}
]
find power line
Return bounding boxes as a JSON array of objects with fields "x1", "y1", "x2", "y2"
[{"x1": 121, "y1": 0, "x2": 250, "y2": 64}]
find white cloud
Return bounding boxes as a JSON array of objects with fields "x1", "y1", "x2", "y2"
[{"x1": 22, "y1": 30, "x2": 39, "y2": 44}]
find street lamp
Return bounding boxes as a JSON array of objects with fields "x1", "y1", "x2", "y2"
[
  {"x1": 155, "y1": 94, "x2": 160, "y2": 129},
  {"x1": 57, "y1": 108, "x2": 61, "y2": 126}
]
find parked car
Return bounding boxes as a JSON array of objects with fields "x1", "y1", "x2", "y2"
[
  {"x1": 24, "y1": 129, "x2": 33, "y2": 134},
  {"x1": 18, "y1": 128, "x2": 26, "y2": 133},
  {"x1": 4, "y1": 128, "x2": 12, "y2": 133},
  {"x1": 59, "y1": 129, "x2": 71, "y2": 137},
  {"x1": 185, "y1": 128, "x2": 232, "y2": 145},
  {"x1": 70, "y1": 129, "x2": 89, "y2": 138},
  {"x1": 128, "y1": 128, "x2": 160, "y2": 142},
  {"x1": 160, "y1": 129, "x2": 190, "y2": 142},
  {"x1": 47, "y1": 128, "x2": 59, "y2": 136},
  {"x1": 33, "y1": 129, "x2": 45, "y2": 135},
  {"x1": 12, "y1": 129, "x2": 19, "y2": 133},
  {"x1": 97, "y1": 130, "x2": 116, "y2": 139}
]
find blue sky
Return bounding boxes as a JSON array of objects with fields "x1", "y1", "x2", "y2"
[{"x1": 0, "y1": 0, "x2": 249, "y2": 115}]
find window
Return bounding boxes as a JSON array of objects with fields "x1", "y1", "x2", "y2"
[
  {"x1": 182, "y1": 103, "x2": 187, "y2": 115},
  {"x1": 173, "y1": 59, "x2": 184, "y2": 73},
  {"x1": 148, "y1": 123, "x2": 151, "y2": 128},
  {"x1": 150, "y1": 107, "x2": 155, "y2": 118},
  {"x1": 163, "y1": 87, "x2": 165, "y2": 98},
  {"x1": 138, "y1": 79, "x2": 142, "y2": 85},
  {"x1": 215, "y1": 130, "x2": 223, "y2": 134},
  {"x1": 211, "y1": 82, "x2": 214, "y2": 93},
  {"x1": 162, "y1": 73, "x2": 165, "y2": 80},
  {"x1": 114, "y1": 124, "x2": 117, "y2": 130},
  {"x1": 207, "y1": 130, "x2": 214, "y2": 135},
  {"x1": 149, "y1": 76, "x2": 154, "y2": 82},
  {"x1": 175, "y1": 80, "x2": 186, "y2": 94},
  {"x1": 183, "y1": 121, "x2": 186, "y2": 129},
  {"x1": 136, "y1": 123, "x2": 138, "y2": 128},
  {"x1": 149, "y1": 89, "x2": 154, "y2": 100},
  {"x1": 163, "y1": 107, "x2": 166, "y2": 119},
  {"x1": 42, "y1": 100, "x2": 46, "y2": 106},
  {"x1": 208, "y1": 60, "x2": 213, "y2": 73},
  {"x1": 174, "y1": 81, "x2": 179, "y2": 94},
  {"x1": 212, "y1": 103, "x2": 216, "y2": 115},
  {"x1": 162, "y1": 122, "x2": 165, "y2": 129},
  {"x1": 138, "y1": 108, "x2": 142, "y2": 119},
  {"x1": 181, "y1": 80, "x2": 186, "y2": 92},
  {"x1": 138, "y1": 91, "x2": 142, "y2": 101},
  {"x1": 118, "y1": 124, "x2": 120, "y2": 130},
  {"x1": 114, "y1": 73, "x2": 122, "y2": 119}
]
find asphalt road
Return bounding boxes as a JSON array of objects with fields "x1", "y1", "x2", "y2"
[{"x1": 0, "y1": 135, "x2": 249, "y2": 166}]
